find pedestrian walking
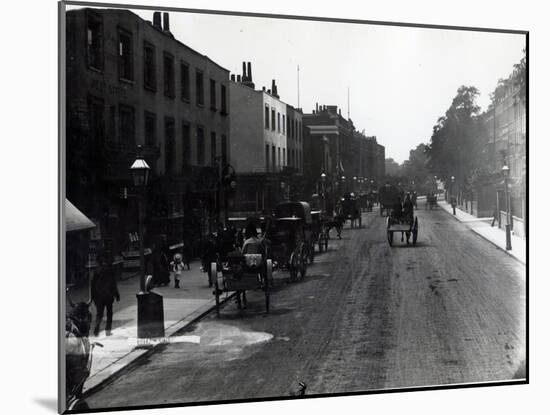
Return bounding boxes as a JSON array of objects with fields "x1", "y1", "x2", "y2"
[
  {"x1": 170, "y1": 253, "x2": 185, "y2": 288},
  {"x1": 91, "y1": 251, "x2": 120, "y2": 337}
]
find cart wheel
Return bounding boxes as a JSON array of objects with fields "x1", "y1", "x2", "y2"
[
  {"x1": 413, "y1": 217, "x2": 418, "y2": 244},
  {"x1": 300, "y1": 245, "x2": 308, "y2": 279},
  {"x1": 265, "y1": 259, "x2": 272, "y2": 313},
  {"x1": 212, "y1": 262, "x2": 220, "y2": 317},
  {"x1": 289, "y1": 252, "x2": 297, "y2": 282}
]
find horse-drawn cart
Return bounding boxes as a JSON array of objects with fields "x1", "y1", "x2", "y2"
[
  {"x1": 212, "y1": 251, "x2": 272, "y2": 316},
  {"x1": 266, "y1": 201, "x2": 312, "y2": 281}
]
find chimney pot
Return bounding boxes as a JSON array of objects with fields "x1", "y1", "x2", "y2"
[
  {"x1": 247, "y1": 62, "x2": 252, "y2": 82},
  {"x1": 162, "y1": 12, "x2": 170, "y2": 32},
  {"x1": 231, "y1": 74, "x2": 236, "y2": 82},
  {"x1": 153, "y1": 12, "x2": 162, "y2": 28},
  {"x1": 237, "y1": 74, "x2": 241, "y2": 82},
  {"x1": 268, "y1": 89, "x2": 271, "y2": 94},
  {"x1": 242, "y1": 62, "x2": 247, "y2": 81},
  {"x1": 316, "y1": 103, "x2": 319, "y2": 112},
  {"x1": 262, "y1": 86, "x2": 266, "y2": 91}
]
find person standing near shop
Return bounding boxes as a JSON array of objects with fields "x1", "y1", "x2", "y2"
[{"x1": 91, "y1": 251, "x2": 120, "y2": 337}]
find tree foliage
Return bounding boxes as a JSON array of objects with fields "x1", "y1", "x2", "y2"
[{"x1": 425, "y1": 85, "x2": 485, "y2": 194}]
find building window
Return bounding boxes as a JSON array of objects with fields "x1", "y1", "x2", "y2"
[
  {"x1": 196, "y1": 70, "x2": 204, "y2": 106},
  {"x1": 287, "y1": 117, "x2": 290, "y2": 138},
  {"x1": 164, "y1": 53, "x2": 175, "y2": 98},
  {"x1": 88, "y1": 96, "x2": 105, "y2": 146},
  {"x1": 118, "y1": 29, "x2": 133, "y2": 81},
  {"x1": 210, "y1": 131, "x2": 217, "y2": 166},
  {"x1": 119, "y1": 105, "x2": 135, "y2": 146},
  {"x1": 143, "y1": 42, "x2": 156, "y2": 90},
  {"x1": 221, "y1": 135, "x2": 227, "y2": 166},
  {"x1": 283, "y1": 115, "x2": 286, "y2": 135},
  {"x1": 210, "y1": 79, "x2": 216, "y2": 111},
  {"x1": 197, "y1": 126, "x2": 205, "y2": 165},
  {"x1": 265, "y1": 144, "x2": 270, "y2": 171},
  {"x1": 144, "y1": 111, "x2": 156, "y2": 146},
  {"x1": 277, "y1": 112, "x2": 281, "y2": 133},
  {"x1": 272, "y1": 145, "x2": 276, "y2": 173},
  {"x1": 221, "y1": 85, "x2": 227, "y2": 115},
  {"x1": 271, "y1": 109, "x2": 276, "y2": 131},
  {"x1": 165, "y1": 117, "x2": 175, "y2": 175},
  {"x1": 265, "y1": 105, "x2": 270, "y2": 130},
  {"x1": 290, "y1": 118, "x2": 294, "y2": 139},
  {"x1": 283, "y1": 148, "x2": 286, "y2": 167},
  {"x1": 182, "y1": 122, "x2": 191, "y2": 165},
  {"x1": 180, "y1": 62, "x2": 190, "y2": 101},
  {"x1": 86, "y1": 12, "x2": 103, "y2": 71},
  {"x1": 277, "y1": 147, "x2": 281, "y2": 169}
]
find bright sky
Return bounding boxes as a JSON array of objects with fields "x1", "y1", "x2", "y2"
[{"x1": 70, "y1": 6, "x2": 526, "y2": 163}]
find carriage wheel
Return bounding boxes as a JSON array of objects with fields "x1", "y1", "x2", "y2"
[
  {"x1": 265, "y1": 259, "x2": 272, "y2": 313},
  {"x1": 299, "y1": 244, "x2": 308, "y2": 279},
  {"x1": 413, "y1": 217, "x2": 419, "y2": 244},
  {"x1": 289, "y1": 252, "x2": 297, "y2": 282},
  {"x1": 212, "y1": 262, "x2": 220, "y2": 317}
]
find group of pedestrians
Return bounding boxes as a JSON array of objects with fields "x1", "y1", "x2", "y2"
[{"x1": 150, "y1": 240, "x2": 191, "y2": 289}]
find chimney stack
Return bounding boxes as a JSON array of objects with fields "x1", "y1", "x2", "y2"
[
  {"x1": 231, "y1": 74, "x2": 236, "y2": 82},
  {"x1": 163, "y1": 12, "x2": 170, "y2": 32},
  {"x1": 268, "y1": 89, "x2": 271, "y2": 94},
  {"x1": 271, "y1": 79, "x2": 279, "y2": 98},
  {"x1": 242, "y1": 62, "x2": 247, "y2": 82},
  {"x1": 153, "y1": 12, "x2": 162, "y2": 29},
  {"x1": 316, "y1": 103, "x2": 319, "y2": 112},
  {"x1": 237, "y1": 74, "x2": 241, "y2": 82},
  {"x1": 262, "y1": 86, "x2": 266, "y2": 91},
  {"x1": 247, "y1": 62, "x2": 252, "y2": 82},
  {"x1": 339, "y1": 108, "x2": 342, "y2": 115}
]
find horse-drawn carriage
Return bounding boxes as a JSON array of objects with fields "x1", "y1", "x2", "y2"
[
  {"x1": 340, "y1": 193, "x2": 362, "y2": 228},
  {"x1": 211, "y1": 217, "x2": 272, "y2": 316},
  {"x1": 385, "y1": 193, "x2": 419, "y2": 246},
  {"x1": 265, "y1": 201, "x2": 312, "y2": 281},
  {"x1": 311, "y1": 210, "x2": 330, "y2": 253}
]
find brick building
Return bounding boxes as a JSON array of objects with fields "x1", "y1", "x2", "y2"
[
  {"x1": 229, "y1": 63, "x2": 303, "y2": 215},
  {"x1": 66, "y1": 8, "x2": 231, "y2": 274}
]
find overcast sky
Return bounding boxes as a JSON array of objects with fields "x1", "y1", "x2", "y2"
[{"x1": 71, "y1": 6, "x2": 525, "y2": 163}]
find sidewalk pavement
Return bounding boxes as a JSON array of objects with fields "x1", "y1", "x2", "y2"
[
  {"x1": 438, "y1": 200, "x2": 526, "y2": 264},
  {"x1": 68, "y1": 259, "x2": 234, "y2": 395}
]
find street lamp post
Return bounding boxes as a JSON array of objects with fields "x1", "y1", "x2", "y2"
[
  {"x1": 130, "y1": 145, "x2": 164, "y2": 339},
  {"x1": 502, "y1": 165, "x2": 512, "y2": 250},
  {"x1": 451, "y1": 176, "x2": 456, "y2": 215},
  {"x1": 320, "y1": 172, "x2": 327, "y2": 213}
]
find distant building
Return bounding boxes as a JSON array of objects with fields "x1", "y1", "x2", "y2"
[
  {"x1": 229, "y1": 63, "x2": 303, "y2": 214},
  {"x1": 302, "y1": 104, "x2": 385, "y2": 213},
  {"x1": 66, "y1": 8, "x2": 230, "y2": 269}
]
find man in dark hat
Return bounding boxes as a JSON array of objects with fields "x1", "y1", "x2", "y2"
[{"x1": 91, "y1": 251, "x2": 120, "y2": 336}]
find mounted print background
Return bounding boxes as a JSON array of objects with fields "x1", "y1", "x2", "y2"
[{"x1": 59, "y1": 1, "x2": 527, "y2": 413}]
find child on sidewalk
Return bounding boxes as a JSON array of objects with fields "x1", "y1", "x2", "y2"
[{"x1": 170, "y1": 253, "x2": 185, "y2": 288}]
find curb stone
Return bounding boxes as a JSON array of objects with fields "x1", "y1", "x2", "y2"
[{"x1": 82, "y1": 292, "x2": 237, "y2": 398}]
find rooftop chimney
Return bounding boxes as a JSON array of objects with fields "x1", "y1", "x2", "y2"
[
  {"x1": 231, "y1": 74, "x2": 236, "y2": 82},
  {"x1": 316, "y1": 103, "x2": 319, "y2": 112},
  {"x1": 339, "y1": 108, "x2": 342, "y2": 115},
  {"x1": 262, "y1": 86, "x2": 266, "y2": 91},
  {"x1": 242, "y1": 62, "x2": 247, "y2": 82},
  {"x1": 237, "y1": 74, "x2": 241, "y2": 82},
  {"x1": 247, "y1": 62, "x2": 252, "y2": 82},
  {"x1": 268, "y1": 89, "x2": 271, "y2": 94},
  {"x1": 271, "y1": 79, "x2": 279, "y2": 98},
  {"x1": 163, "y1": 12, "x2": 170, "y2": 32},
  {"x1": 153, "y1": 12, "x2": 162, "y2": 29}
]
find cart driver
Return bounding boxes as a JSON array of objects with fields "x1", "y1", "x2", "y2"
[
  {"x1": 242, "y1": 222, "x2": 263, "y2": 256},
  {"x1": 403, "y1": 193, "x2": 414, "y2": 221}
]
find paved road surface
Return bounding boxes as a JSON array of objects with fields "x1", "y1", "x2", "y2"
[{"x1": 86, "y1": 206, "x2": 525, "y2": 410}]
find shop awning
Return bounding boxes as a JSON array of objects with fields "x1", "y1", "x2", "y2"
[{"x1": 65, "y1": 199, "x2": 95, "y2": 232}]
